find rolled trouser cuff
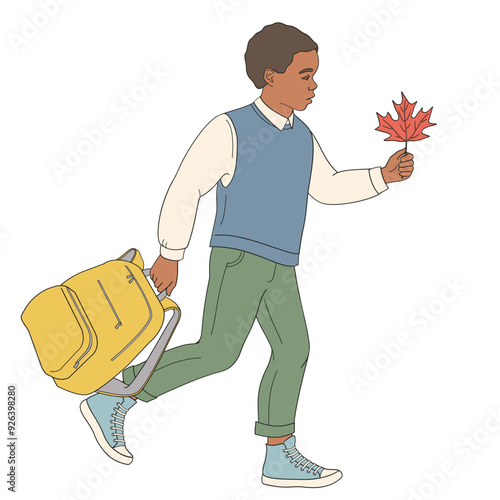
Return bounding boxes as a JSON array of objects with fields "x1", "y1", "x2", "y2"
[
  {"x1": 122, "y1": 365, "x2": 158, "y2": 402},
  {"x1": 255, "y1": 421, "x2": 295, "y2": 438}
]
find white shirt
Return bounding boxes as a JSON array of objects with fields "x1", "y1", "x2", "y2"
[{"x1": 158, "y1": 97, "x2": 388, "y2": 260}]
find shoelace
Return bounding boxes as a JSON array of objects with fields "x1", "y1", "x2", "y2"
[
  {"x1": 110, "y1": 403, "x2": 129, "y2": 445},
  {"x1": 283, "y1": 445, "x2": 322, "y2": 475}
]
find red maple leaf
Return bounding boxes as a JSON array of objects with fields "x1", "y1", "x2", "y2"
[{"x1": 375, "y1": 92, "x2": 435, "y2": 149}]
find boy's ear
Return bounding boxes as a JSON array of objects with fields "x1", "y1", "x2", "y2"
[{"x1": 263, "y1": 68, "x2": 275, "y2": 86}]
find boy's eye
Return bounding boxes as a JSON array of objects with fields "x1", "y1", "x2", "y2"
[{"x1": 302, "y1": 75, "x2": 310, "y2": 80}]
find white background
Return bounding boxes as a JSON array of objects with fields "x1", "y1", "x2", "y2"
[{"x1": 1, "y1": 1, "x2": 499, "y2": 499}]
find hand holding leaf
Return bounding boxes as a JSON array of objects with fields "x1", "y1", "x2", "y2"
[{"x1": 382, "y1": 148, "x2": 415, "y2": 183}]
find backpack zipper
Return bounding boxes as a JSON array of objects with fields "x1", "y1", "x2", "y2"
[
  {"x1": 97, "y1": 279, "x2": 122, "y2": 329},
  {"x1": 66, "y1": 288, "x2": 94, "y2": 369},
  {"x1": 110, "y1": 265, "x2": 153, "y2": 361}
]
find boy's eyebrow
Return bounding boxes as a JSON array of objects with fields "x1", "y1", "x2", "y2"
[{"x1": 298, "y1": 68, "x2": 314, "y2": 74}]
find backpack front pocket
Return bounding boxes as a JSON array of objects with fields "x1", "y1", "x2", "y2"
[{"x1": 21, "y1": 286, "x2": 98, "y2": 380}]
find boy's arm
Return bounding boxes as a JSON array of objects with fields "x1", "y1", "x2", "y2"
[
  {"x1": 158, "y1": 114, "x2": 236, "y2": 260},
  {"x1": 308, "y1": 134, "x2": 389, "y2": 205},
  {"x1": 151, "y1": 114, "x2": 236, "y2": 295}
]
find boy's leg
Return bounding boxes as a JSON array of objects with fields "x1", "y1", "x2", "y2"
[
  {"x1": 254, "y1": 265, "x2": 310, "y2": 438},
  {"x1": 122, "y1": 248, "x2": 275, "y2": 402},
  {"x1": 255, "y1": 265, "x2": 343, "y2": 488}
]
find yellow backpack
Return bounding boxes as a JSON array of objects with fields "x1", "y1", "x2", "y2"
[{"x1": 21, "y1": 249, "x2": 180, "y2": 396}]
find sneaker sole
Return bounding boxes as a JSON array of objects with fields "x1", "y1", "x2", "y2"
[
  {"x1": 80, "y1": 400, "x2": 133, "y2": 465},
  {"x1": 262, "y1": 469, "x2": 342, "y2": 488}
]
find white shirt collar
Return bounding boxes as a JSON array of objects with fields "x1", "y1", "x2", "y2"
[{"x1": 254, "y1": 97, "x2": 294, "y2": 130}]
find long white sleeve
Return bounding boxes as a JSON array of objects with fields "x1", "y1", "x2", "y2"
[
  {"x1": 308, "y1": 134, "x2": 388, "y2": 204},
  {"x1": 158, "y1": 114, "x2": 236, "y2": 260}
]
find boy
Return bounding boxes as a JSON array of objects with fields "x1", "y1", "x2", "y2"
[{"x1": 81, "y1": 22, "x2": 414, "y2": 488}]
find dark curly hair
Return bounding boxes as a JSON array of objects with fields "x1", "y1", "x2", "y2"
[{"x1": 245, "y1": 22, "x2": 318, "y2": 89}]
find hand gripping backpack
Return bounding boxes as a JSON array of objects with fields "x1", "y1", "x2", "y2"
[{"x1": 21, "y1": 249, "x2": 180, "y2": 396}]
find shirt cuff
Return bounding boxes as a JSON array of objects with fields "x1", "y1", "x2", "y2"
[
  {"x1": 369, "y1": 167, "x2": 388, "y2": 194},
  {"x1": 160, "y1": 245, "x2": 185, "y2": 260}
]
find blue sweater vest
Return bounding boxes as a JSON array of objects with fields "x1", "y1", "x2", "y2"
[{"x1": 210, "y1": 103, "x2": 314, "y2": 266}]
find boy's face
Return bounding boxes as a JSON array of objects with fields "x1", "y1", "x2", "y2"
[{"x1": 270, "y1": 49, "x2": 318, "y2": 111}]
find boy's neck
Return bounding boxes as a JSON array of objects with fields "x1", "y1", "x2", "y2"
[{"x1": 260, "y1": 91, "x2": 293, "y2": 118}]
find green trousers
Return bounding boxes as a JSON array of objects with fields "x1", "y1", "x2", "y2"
[{"x1": 123, "y1": 247, "x2": 310, "y2": 438}]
